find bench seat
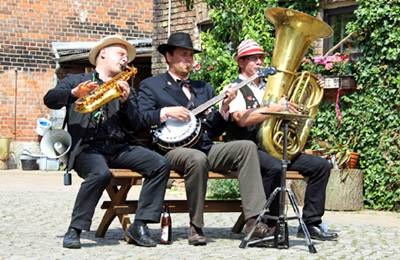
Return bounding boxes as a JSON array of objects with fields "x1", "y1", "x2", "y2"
[{"x1": 95, "y1": 169, "x2": 304, "y2": 239}]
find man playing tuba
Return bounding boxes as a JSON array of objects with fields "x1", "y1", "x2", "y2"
[{"x1": 223, "y1": 39, "x2": 338, "y2": 241}]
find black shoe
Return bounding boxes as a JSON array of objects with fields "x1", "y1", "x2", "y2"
[
  {"x1": 63, "y1": 227, "x2": 81, "y2": 249},
  {"x1": 126, "y1": 222, "x2": 157, "y2": 247},
  {"x1": 297, "y1": 224, "x2": 338, "y2": 241}
]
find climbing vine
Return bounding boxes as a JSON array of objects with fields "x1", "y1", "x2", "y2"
[{"x1": 194, "y1": 0, "x2": 400, "y2": 211}]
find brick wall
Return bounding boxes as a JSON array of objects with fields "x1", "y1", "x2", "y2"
[
  {"x1": 152, "y1": 0, "x2": 203, "y2": 75},
  {"x1": 0, "y1": 0, "x2": 153, "y2": 145}
]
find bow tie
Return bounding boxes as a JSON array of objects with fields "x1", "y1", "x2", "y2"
[
  {"x1": 177, "y1": 79, "x2": 191, "y2": 87},
  {"x1": 177, "y1": 79, "x2": 197, "y2": 97}
]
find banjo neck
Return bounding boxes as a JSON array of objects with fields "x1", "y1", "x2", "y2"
[
  {"x1": 153, "y1": 66, "x2": 277, "y2": 151},
  {"x1": 191, "y1": 66, "x2": 277, "y2": 116}
]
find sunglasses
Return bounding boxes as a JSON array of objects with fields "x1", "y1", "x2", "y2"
[{"x1": 243, "y1": 56, "x2": 265, "y2": 62}]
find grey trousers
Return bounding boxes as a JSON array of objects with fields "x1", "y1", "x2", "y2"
[{"x1": 165, "y1": 140, "x2": 267, "y2": 228}]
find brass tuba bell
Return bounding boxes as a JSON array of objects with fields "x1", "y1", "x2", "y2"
[{"x1": 257, "y1": 8, "x2": 333, "y2": 160}]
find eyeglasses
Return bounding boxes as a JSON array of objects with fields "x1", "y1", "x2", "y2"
[{"x1": 243, "y1": 56, "x2": 265, "y2": 62}]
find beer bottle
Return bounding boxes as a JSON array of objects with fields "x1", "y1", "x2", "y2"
[{"x1": 160, "y1": 204, "x2": 172, "y2": 244}]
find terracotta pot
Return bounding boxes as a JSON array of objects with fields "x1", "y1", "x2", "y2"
[{"x1": 349, "y1": 152, "x2": 360, "y2": 169}]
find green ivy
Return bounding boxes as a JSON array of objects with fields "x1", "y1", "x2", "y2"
[
  {"x1": 194, "y1": 0, "x2": 400, "y2": 211},
  {"x1": 310, "y1": 0, "x2": 400, "y2": 211}
]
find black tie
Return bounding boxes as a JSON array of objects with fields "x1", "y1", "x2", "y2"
[
  {"x1": 178, "y1": 79, "x2": 197, "y2": 97},
  {"x1": 178, "y1": 79, "x2": 191, "y2": 87},
  {"x1": 177, "y1": 79, "x2": 197, "y2": 108}
]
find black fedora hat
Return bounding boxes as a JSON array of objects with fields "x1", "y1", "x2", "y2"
[{"x1": 157, "y1": 32, "x2": 201, "y2": 55}]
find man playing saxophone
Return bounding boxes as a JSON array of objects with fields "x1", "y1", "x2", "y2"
[
  {"x1": 222, "y1": 39, "x2": 338, "y2": 241},
  {"x1": 44, "y1": 35, "x2": 170, "y2": 248}
]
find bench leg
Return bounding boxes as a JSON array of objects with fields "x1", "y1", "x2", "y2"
[
  {"x1": 231, "y1": 212, "x2": 245, "y2": 234},
  {"x1": 96, "y1": 184, "x2": 132, "y2": 237}
]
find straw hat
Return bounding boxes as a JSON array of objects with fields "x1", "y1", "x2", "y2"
[
  {"x1": 88, "y1": 35, "x2": 136, "y2": 65},
  {"x1": 157, "y1": 32, "x2": 201, "y2": 56},
  {"x1": 235, "y1": 39, "x2": 266, "y2": 61}
]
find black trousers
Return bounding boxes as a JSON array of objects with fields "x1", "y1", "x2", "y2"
[
  {"x1": 70, "y1": 144, "x2": 170, "y2": 231},
  {"x1": 259, "y1": 150, "x2": 331, "y2": 225}
]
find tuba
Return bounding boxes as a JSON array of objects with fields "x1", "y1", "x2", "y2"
[
  {"x1": 74, "y1": 65, "x2": 137, "y2": 113},
  {"x1": 257, "y1": 8, "x2": 333, "y2": 160}
]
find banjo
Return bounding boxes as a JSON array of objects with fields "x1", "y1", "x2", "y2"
[{"x1": 153, "y1": 66, "x2": 277, "y2": 151}]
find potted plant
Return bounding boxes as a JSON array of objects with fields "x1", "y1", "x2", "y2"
[
  {"x1": 300, "y1": 52, "x2": 356, "y2": 89},
  {"x1": 312, "y1": 131, "x2": 360, "y2": 169}
]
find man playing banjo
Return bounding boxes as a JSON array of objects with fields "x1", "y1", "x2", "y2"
[{"x1": 138, "y1": 32, "x2": 273, "y2": 245}]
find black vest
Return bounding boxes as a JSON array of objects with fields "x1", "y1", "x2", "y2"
[{"x1": 225, "y1": 78, "x2": 260, "y2": 142}]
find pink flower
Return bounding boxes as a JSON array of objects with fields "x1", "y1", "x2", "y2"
[
  {"x1": 312, "y1": 56, "x2": 324, "y2": 63},
  {"x1": 207, "y1": 65, "x2": 215, "y2": 71},
  {"x1": 325, "y1": 63, "x2": 333, "y2": 70}
]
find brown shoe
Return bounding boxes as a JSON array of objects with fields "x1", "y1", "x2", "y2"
[
  {"x1": 244, "y1": 218, "x2": 275, "y2": 238},
  {"x1": 188, "y1": 225, "x2": 207, "y2": 246}
]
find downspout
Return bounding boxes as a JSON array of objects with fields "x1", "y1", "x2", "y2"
[
  {"x1": 166, "y1": 0, "x2": 171, "y2": 71},
  {"x1": 14, "y1": 68, "x2": 18, "y2": 139},
  {"x1": 52, "y1": 44, "x2": 61, "y2": 88},
  {"x1": 168, "y1": 0, "x2": 171, "y2": 37}
]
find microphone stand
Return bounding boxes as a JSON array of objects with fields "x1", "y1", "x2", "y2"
[{"x1": 239, "y1": 112, "x2": 317, "y2": 253}]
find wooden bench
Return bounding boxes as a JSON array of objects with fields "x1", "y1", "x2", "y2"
[{"x1": 95, "y1": 168, "x2": 304, "y2": 239}]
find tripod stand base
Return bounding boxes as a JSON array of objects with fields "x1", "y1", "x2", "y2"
[
  {"x1": 274, "y1": 219, "x2": 289, "y2": 249},
  {"x1": 239, "y1": 187, "x2": 317, "y2": 253},
  {"x1": 309, "y1": 244, "x2": 317, "y2": 253}
]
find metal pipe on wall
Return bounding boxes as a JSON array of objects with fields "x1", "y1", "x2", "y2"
[{"x1": 14, "y1": 67, "x2": 18, "y2": 139}]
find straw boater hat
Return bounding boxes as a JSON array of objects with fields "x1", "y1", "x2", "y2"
[
  {"x1": 88, "y1": 35, "x2": 136, "y2": 65},
  {"x1": 235, "y1": 39, "x2": 266, "y2": 61},
  {"x1": 157, "y1": 32, "x2": 201, "y2": 56}
]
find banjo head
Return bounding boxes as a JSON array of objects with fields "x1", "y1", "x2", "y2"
[{"x1": 154, "y1": 112, "x2": 201, "y2": 144}]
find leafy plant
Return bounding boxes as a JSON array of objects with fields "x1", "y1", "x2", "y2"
[
  {"x1": 207, "y1": 179, "x2": 240, "y2": 199},
  {"x1": 300, "y1": 52, "x2": 355, "y2": 76},
  {"x1": 194, "y1": 0, "x2": 400, "y2": 210},
  {"x1": 313, "y1": 133, "x2": 359, "y2": 169}
]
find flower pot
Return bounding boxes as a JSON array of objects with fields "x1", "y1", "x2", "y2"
[{"x1": 349, "y1": 152, "x2": 359, "y2": 169}]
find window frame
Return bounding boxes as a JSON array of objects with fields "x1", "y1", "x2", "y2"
[{"x1": 323, "y1": 5, "x2": 359, "y2": 55}]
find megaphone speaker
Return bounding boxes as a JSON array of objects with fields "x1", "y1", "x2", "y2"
[{"x1": 40, "y1": 129, "x2": 72, "y2": 164}]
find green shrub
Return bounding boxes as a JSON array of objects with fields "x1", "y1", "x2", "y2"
[{"x1": 207, "y1": 179, "x2": 240, "y2": 199}]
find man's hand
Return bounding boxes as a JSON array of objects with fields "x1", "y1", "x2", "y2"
[
  {"x1": 316, "y1": 74, "x2": 325, "y2": 88},
  {"x1": 221, "y1": 83, "x2": 238, "y2": 112},
  {"x1": 71, "y1": 80, "x2": 98, "y2": 98},
  {"x1": 164, "y1": 106, "x2": 191, "y2": 122},
  {"x1": 275, "y1": 96, "x2": 299, "y2": 114},
  {"x1": 118, "y1": 81, "x2": 131, "y2": 103}
]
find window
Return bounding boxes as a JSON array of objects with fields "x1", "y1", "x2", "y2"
[{"x1": 324, "y1": 5, "x2": 360, "y2": 56}]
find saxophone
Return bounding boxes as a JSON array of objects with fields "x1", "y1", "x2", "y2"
[
  {"x1": 74, "y1": 65, "x2": 138, "y2": 113},
  {"x1": 257, "y1": 8, "x2": 333, "y2": 160}
]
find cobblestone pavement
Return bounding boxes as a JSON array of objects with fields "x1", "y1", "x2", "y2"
[{"x1": 1, "y1": 170, "x2": 399, "y2": 260}]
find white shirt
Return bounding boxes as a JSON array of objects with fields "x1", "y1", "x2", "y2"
[{"x1": 223, "y1": 74, "x2": 266, "y2": 113}]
